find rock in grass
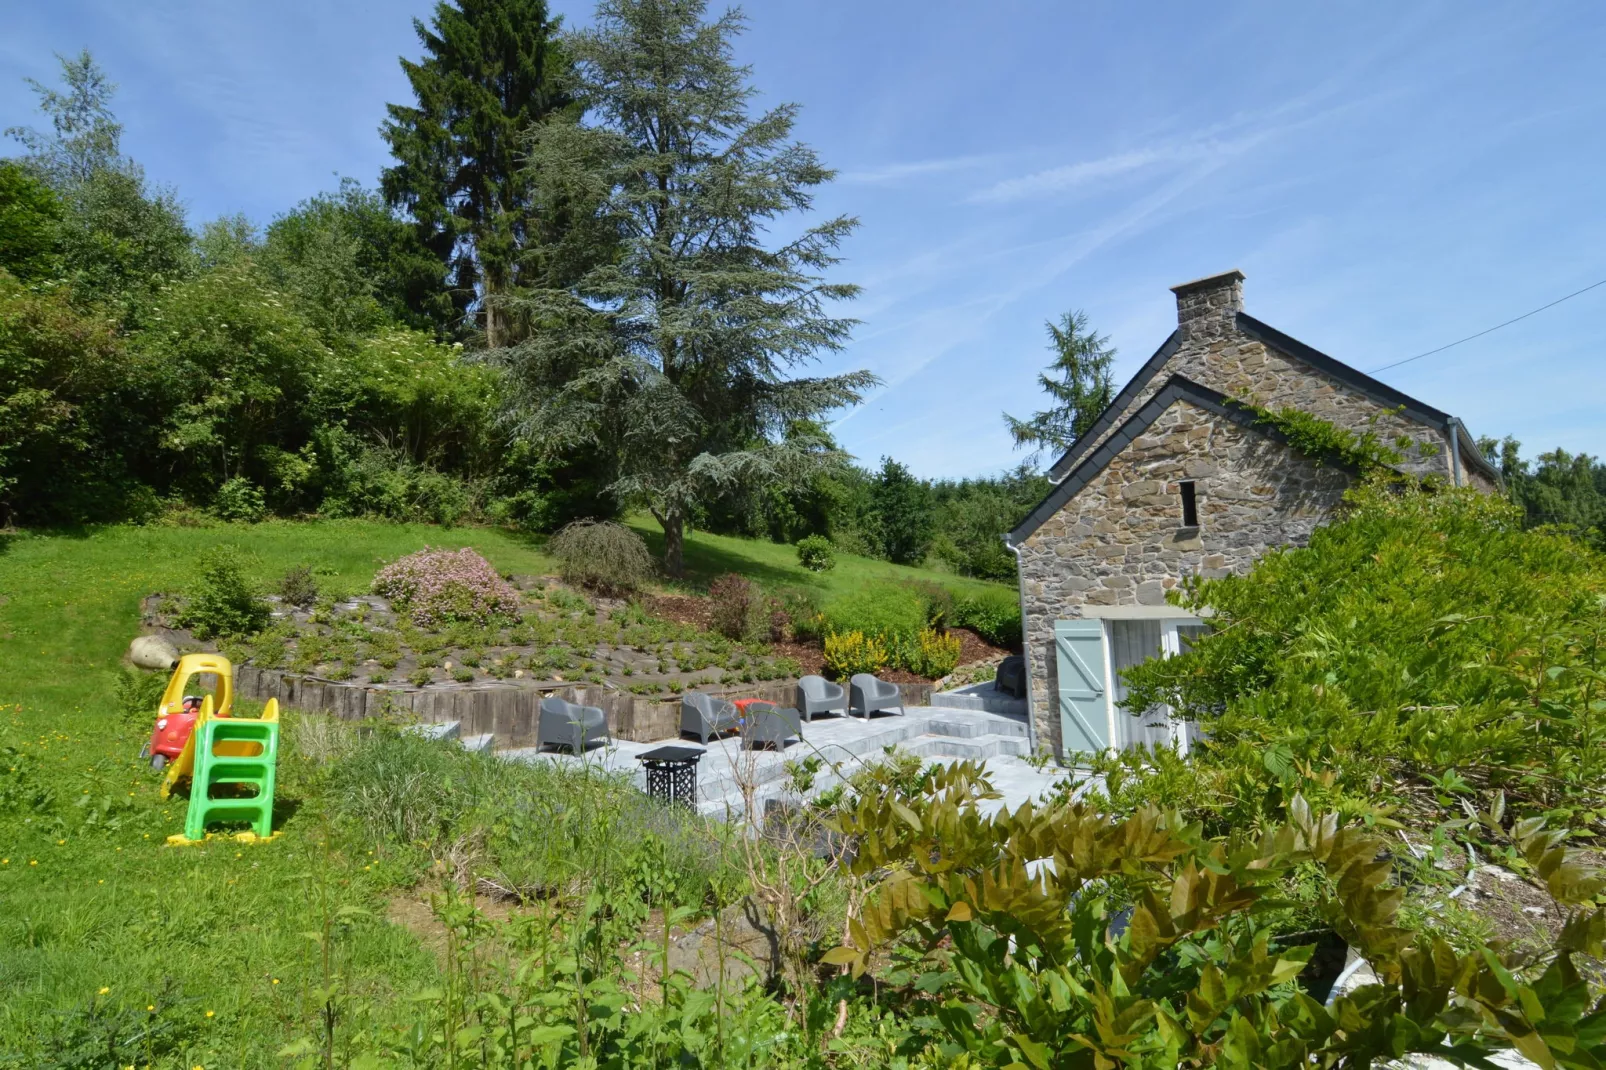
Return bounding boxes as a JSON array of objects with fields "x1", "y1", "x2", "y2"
[{"x1": 129, "y1": 634, "x2": 179, "y2": 670}]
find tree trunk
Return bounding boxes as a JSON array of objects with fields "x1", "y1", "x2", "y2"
[{"x1": 657, "y1": 508, "x2": 685, "y2": 577}]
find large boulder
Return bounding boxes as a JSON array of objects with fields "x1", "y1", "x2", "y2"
[{"x1": 128, "y1": 634, "x2": 178, "y2": 671}]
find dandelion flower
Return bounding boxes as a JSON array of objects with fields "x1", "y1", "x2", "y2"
[{"x1": 98, "y1": 987, "x2": 109, "y2": 995}]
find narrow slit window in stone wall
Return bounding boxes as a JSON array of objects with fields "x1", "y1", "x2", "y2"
[{"x1": 1179, "y1": 481, "x2": 1199, "y2": 528}]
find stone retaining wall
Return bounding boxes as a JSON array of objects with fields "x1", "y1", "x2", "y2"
[{"x1": 234, "y1": 665, "x2": 934, "y2": 746}]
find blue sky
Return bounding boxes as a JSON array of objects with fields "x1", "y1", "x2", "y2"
[{"x1": 4, "y1": 2, "x2": 1603, "y2": 478}]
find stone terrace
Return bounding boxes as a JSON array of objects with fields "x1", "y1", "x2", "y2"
[{"x1": 415, "y1": 684, "x2": 1071, "y2": 819}]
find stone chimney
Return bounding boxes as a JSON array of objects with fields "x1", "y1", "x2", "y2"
[{"x1": 1170, "y1": 269, "x2": 1245, "y2": 343}]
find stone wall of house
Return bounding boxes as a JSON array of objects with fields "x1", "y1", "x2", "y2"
[
  {"x1": 1017, "y1": 398, "x2": 1352, "y2": 757},
  {"x1": 1079, "y1": 271, "x2": 1458, "y2": 482}
]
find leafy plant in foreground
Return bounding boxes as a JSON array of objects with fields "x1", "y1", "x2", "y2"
[{"x1": 827, "y1": 763, "x2": 1606, "y2": 1069}]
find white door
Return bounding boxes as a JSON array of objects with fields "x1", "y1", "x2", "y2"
[
  {"x1": 1106, "y1": 618, "x2": 1209, "y2": 752},
  {"x1": 1108, "y1": 620, "x2": 1173, "y2": 749}
]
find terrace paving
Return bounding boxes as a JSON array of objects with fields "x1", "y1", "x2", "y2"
[{"x1": 416, "y1": 687, "x2": 1080, "y2": 818}]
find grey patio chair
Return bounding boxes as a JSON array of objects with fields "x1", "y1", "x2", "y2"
[
  {"x1": 741, "y1": 702, "x2": 804, "y2": 750},
  {"x1": 849, "y1": 673, "x2": 904, "y2": 720},
  {"x1": 537, "y1": 695, "x2": 611, "y2": 754},
  {"x1": 680, "y1": 691, "x2": 741, "y2": 744},
  {"x1": 795, "y1": 675, "x2": 848, "y2": 722},
  {"x1": 995, "y1": 655, "x2": 1026, "y2": 699}
]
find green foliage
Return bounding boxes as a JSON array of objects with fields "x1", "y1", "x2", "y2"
[
  {"x1": 795, "y1": 533, "x2": 835, "y2": 572},
  {"x1": 136, "y1": 262, "x2": 332, "y2": 501},
  {"x1": 928, "y1": 465, "x2": 1050, "y2": 580},
  {"x1": 823, "y1": 629, "x2": 887, "y2": 678},
  {"x1": 951, "y1": 589, "x2": 1023, "y2": 649},
  {"x1": 1232, "y1": 398, "x2": 1408, "y2": 473},
  {"x1": 380, "y1": 0, "x2": 572, "y2": 343},
  {"x1": 328, "y1": 727, "x2": 732, "y2": 905},
  {"x1": 871, "y1": 457, "x2": 933, "y2": 565},
  {"x1": 822, "y1": 584, "x2": 927, "y2": 646},
  {"x1": 0, "y1": 269, "x2": 129, "y2": 524},
  {"x1": 1003, "y1": 308, "x2": 1116, "y2": 462},
  {"x1": 278, "y1": 565, "x2": 319, "y2": 608},
  {"x1": 900, "y1": 627, "x2": 961, "y2": 679},
  {"x1": 0, "y1": 161, "x2": 62, "y2": 281},
  {"x1": 1117, "y1": 481, "x2": 1606, "y2": 834},
  {"x1": 547, "y1": 518, "x2": 655, "y2": 594},
  {"x1": 1487, "y1": 435, "x2": 1606, "y2": 549},
  {"x1": 499, "y1": 0, "x2": 873, "y2": 574},
  {"x1": 177, "y1": 546, "x2": 270, "y2": 639},
  {"x1": 212, "y1": 476, "x2": 266, "y2": 522},
  {"x1": 262, "y1": 179, "x2": 445, "y2": 337},
  {"x1": 828, "y1": 765, "x2": 1606, "y2": 1068}
]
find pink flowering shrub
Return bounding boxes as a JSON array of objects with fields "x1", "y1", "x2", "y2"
[{"x1": 372, "y1": 547, "x2": 521, "y2": 626}]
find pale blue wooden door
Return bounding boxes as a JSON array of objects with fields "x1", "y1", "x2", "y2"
[{"x1": 1054, "y1": 619, "x2": 1110, "y2": 755}]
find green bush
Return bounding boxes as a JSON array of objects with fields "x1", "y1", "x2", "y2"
[
  {"x1": 177, "y1": 546, "x2": 270, "y2": 639},
  {"x1": 212, "y1": 476, "x2": 267, "y2": 522},
  {"x1": 547, "y1": 519, "x2": 655, "y2": 594},
  {"x1": 952, "y1": 589, "x2": 1022, "y2": 648},
  {"x1": 278, "y1": 564, "x2": 319, "y2": 607},
  {"x1": 795, "y1": 534, "x2": 835, "y2": 572},
  {"x1": 1115, "y1": 481, "x2": 1606, "y2": 834}
]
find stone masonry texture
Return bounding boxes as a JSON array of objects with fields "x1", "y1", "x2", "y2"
[{"x1": 1019, "y1": 271, "x2": 1492, "y2": 757}]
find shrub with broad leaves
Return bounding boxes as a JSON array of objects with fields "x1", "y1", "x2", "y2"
[{"x1": 372, "y1": 547, "x2": 520, "y2": 627}]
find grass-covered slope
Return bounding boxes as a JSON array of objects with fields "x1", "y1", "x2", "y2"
[{"x1": 0, "y1": 518, "x2": 1008, "y2": 1061}]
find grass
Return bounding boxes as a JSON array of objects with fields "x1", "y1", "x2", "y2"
[
  {"x1": 625, "y1": 513, "x2": 1009, "y2": 602},
  {"x1": 0, "y1": 520, "x2": 560, "y2": 1062},
  {"x1": 0, "y1": 516, "x2": 1006, "y2": 1063}
]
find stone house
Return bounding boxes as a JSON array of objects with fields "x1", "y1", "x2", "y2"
[{"x1": 1004, "y1": 270, "x2": 1499, "y2": 760}]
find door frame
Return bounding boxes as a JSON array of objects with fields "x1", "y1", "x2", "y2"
[{"x1": 1100, "y1": 616, "x2": 1203, "y2": 755}]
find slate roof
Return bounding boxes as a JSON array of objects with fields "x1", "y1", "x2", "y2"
[{"x1": 1040, "y1": 312, "x2": 1501, "y2": 487}]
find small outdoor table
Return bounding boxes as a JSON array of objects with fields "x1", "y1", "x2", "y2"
[{"x1": 636, "y1": 744, "x2": 705, "y2": 809}]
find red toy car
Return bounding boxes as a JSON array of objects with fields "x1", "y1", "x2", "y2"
[{"x1": 140, "y1": 653, "x2": 235, "y2": 771}]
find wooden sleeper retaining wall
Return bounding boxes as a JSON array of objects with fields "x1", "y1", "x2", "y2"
[{"x1": 234, "y1": 665, "x2": 934, "y2": 746}]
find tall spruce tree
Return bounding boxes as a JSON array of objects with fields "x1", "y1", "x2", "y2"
[
  {"x1": 1004, "y1": 309, "x2": 1116, "y2": 463},
  {"x1": 380, "y1": 0, "x2": 571, "y2": 344},
  {"x1": 497, "y1": 0, "x2": 874, "y2": 575}
]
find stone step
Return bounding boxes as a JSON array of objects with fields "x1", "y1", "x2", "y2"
[
  {"x1": 930, "y1": 686, "x2": 1029, "y2": 718},
  {"x1": 906, "y1": 732, "x2": 1031, "y2": 761},
  {"x1": 461, "y1": 733, "x2": 496, "y2": 754},
  {"x1": 919, "y1": 709, "x2": 1029, "y2": 739}
]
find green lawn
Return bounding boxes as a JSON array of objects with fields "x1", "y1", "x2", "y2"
[
  {"x1": 0, "y1": 517, "x2": 1008, "y2": 1063},
  {"x1": 0, "y1": 520, "x2": 561, "y2": 1063},
  {"x1": 626, "y1": 514, "x2": 1010, "y2": 601}
]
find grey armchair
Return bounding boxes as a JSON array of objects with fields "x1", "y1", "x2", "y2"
[
  {"x1": 795, "y1": 675, "x2": 848, "y2": 722},
  {"x1": 849, "y1": 673, "x2": 904, "y2": 720},
  {"x1": 681, "y1": 691, "x2": 740, "y2": 744},
  {"x1": 538, "y1": 695, "x2": 611, "y2": 753},
  {"x1": 742, "y1": 702, "x2": 804, "y2": 750}
]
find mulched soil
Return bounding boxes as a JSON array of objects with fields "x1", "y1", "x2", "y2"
[{"x1": 649, "y1": 592, "x2": 1012, "y2": 684}]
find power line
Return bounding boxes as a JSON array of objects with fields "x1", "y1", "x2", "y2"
[{"x1": 1368, "y1": 276, "x2": 1606, "y2": 374}]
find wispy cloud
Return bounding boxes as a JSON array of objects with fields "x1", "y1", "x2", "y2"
[
  {"x1": 969, "y1": 131, "x2": 1277, "y2": 205},
  {"x1": 839, "y1": 154, "x2": 997, "y2": 185}
]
